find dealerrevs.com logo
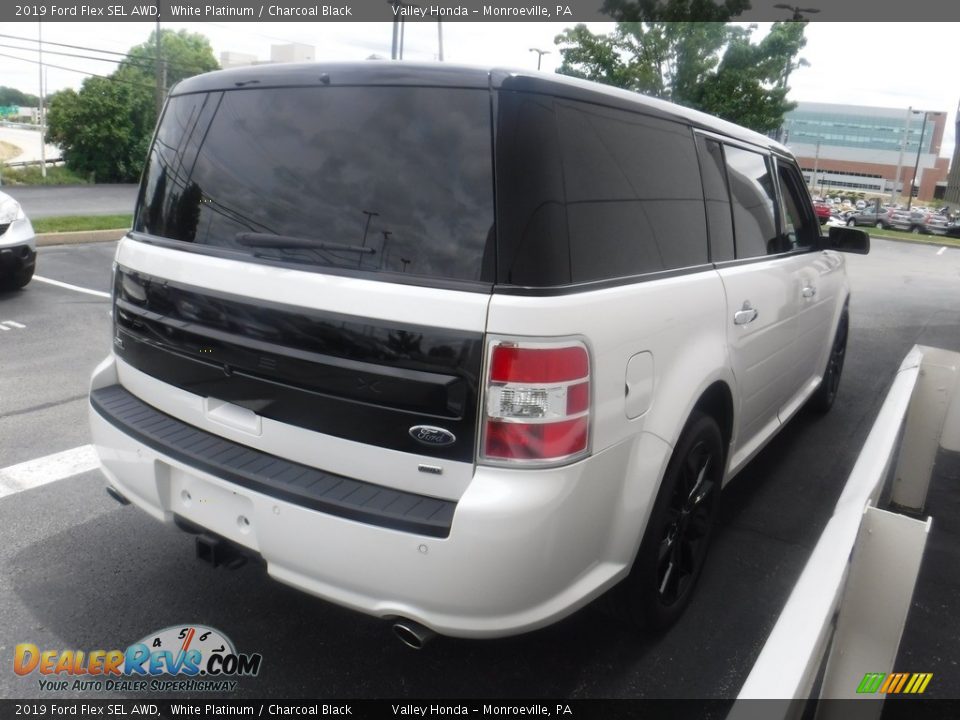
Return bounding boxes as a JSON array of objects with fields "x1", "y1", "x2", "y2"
[{"x1": 14, "y1": 625, "x2": 263, "y2": 692}]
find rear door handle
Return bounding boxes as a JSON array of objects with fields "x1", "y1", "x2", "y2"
[
  {"x1": 734, "y1": 302, "x2": 758, "y2": 326},
  {"x1": 802, "y1": 285, "x2": 817, "y2": 298}
]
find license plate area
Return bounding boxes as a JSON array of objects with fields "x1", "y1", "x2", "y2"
[{"x1": 166, "y1": 465, "x2": 259, "y2": 552}]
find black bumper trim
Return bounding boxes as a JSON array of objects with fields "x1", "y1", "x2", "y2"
[{"x1": 90, "y1": 384, "x2": 456, "y2": 538}]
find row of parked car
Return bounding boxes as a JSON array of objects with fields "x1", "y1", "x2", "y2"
[{"x1": 814, "y1": 200, "x2": 959, "y2": 237}]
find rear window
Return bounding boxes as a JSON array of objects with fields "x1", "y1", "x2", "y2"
[{"x1": 135, "y1": 86, "x2": 495, "y2": 283}]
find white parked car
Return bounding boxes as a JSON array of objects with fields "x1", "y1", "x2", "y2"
[
  {"x1": 0, "y1": 190, "x2": 36, "y2": 290},
  {"x1": 89, "y1": 63, "x2": 869, "y2": 645}
]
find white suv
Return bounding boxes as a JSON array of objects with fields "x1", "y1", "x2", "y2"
[{"x1": 89, "y1": 63, "x2": 869, "y2": 645}]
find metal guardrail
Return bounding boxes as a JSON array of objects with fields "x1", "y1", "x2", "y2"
[
  {"x1": 731, "y1": 345, "x2": 960, "y2": 715},
  {"x1": 0, "y1": 120, "x2": 44, "y2": 130},
  {"x1": 3, "y1": 157, "x2": 63, "y2": 168}
]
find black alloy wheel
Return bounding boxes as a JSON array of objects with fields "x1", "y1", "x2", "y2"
[
  {"x1": 811, "y1": 308, "x2": 849, "y2": 413},
  {"x1": 656, "y1": 430, "x2": 718, "y2": 608},
  {"x1": 610, "y1": 411, "x2": 724, "y2": 631}
]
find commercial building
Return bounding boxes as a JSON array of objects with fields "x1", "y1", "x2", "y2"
[
  {"x1": 219, "y1": 44, "x2": 315, "y2": 69},
  {"x1": 944, "y1": 100, "x2": 960, "y2": 210},
  {"x1": 782, "y1": 102, "x2": 949, "y2": 203}
]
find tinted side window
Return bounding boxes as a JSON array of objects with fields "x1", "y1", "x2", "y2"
[
  {"x1": 696, "y1": 135, "x2": 735, "y2": 262},
  {"x1": 776, "y1": 160, "x2": 819, "y2": 249},
  {"x1": 724, "y1": 145, "x2": 779, "y2": 259},
  {"x1": 555, "y1": 100, "x2": 708, "y2": 282},
  {"x1": 495, "y1": 91, "x2": 571, "y2": 286}
]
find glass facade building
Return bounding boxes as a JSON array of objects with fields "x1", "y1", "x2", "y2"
[
  {"x1": 780, "y1": 102, "x2": 948, "y2": 201},
  {"x1": 785, "y1": 107, "x2": 936, "y2": 154}
]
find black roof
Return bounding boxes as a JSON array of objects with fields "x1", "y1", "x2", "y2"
[{"x1": 172, "y1": 61, "x2": 787, "y2": 153}]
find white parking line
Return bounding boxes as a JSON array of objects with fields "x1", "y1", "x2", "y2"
[
  {"x1": 33, "y1": 275, "x2": 111, "y2": 299},
  {"x1": 0, "y1": 444, "x2": 100, "y2": 499},
  {"x1": 937, "y1": 246, "x2": 947, "y2": 256},
  {"x1": 1, "y1": 320, "x2": 26, "y2": 329}
]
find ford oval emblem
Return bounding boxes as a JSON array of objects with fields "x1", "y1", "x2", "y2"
[{"x1": 409, "y1": 425, "x2": 456, "y2": 447}]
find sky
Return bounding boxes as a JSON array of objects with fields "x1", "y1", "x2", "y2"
[{"x1": 0, "y1": 21, "x2": 957, "y2": 159}]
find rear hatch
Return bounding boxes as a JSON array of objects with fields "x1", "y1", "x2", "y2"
[{"x1": 115, "y1": 68, "x2": 495, "y2": 467}]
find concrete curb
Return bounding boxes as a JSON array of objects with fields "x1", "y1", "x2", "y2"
[{"x1": 36, "y1": 229, "x2": 128, "y2": 246}]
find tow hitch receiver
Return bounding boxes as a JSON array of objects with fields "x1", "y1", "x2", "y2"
[{"x1": 195, "y1": 533, "x2": 247, "y2": 570}]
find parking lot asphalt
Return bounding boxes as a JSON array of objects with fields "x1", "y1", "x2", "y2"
[{"x1": 0, "y1": 238, "x2": 958, "y2": 701}]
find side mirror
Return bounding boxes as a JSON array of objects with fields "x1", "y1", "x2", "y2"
[{"x1": 820, "y1": 226, "x2": 870, "y2": 255}]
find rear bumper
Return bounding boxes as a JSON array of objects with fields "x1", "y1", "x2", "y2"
[{"x1": 89, "y1": 356, "x2": 671, "y2": 638}]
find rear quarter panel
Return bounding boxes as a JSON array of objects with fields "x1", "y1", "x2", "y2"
[{"x1": 486, "y1": 270, "x2": 732, "y2": 556}]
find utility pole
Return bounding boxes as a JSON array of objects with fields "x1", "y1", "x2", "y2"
[
  {"x1": 892, "y1": 107, "x2": 912, "y2": 207},
  {"x1": 437, "y1": 21, "x2": 444, "y2": 61},
  {"x1": 380, "y1": 231, "x2": 392, "y2": 270},
  {"x1": 154, "y1": 18, "x2": 163, "y2": 116},
  {"x1": 38, "y1": 22, "x2": 46, "y2": 178},
  {"x1": 359, "y1": 210, "x2": 379, "y2": 268}
]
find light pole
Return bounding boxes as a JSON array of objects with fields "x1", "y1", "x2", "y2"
[
  {"x1": 811, "y1": 139, "x2": 821, "y2": 196},
  {"x1": 388, "y1": 0, "x2": 401, "y2": 59},
  {"x1": 907, "y1": 111, "x2": 940, "y2": 210},
  {"x1": 529, "y1": 48, "x2": 550, "y2": 71},
  {"x1": 773, "y1": 3, "x2": 820, "y2": 20}
]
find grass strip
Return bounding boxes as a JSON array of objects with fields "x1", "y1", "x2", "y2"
[
  {"x1": 33, "y1": 214, "x2": 132, "y2": 234},
  {"x1": 867, "y1": 228, "x2": 960, "y2": 248}
]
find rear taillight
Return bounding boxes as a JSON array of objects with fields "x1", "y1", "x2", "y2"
[{"x1": 482, "y1": 340, "x2": 590, "y2": 464}]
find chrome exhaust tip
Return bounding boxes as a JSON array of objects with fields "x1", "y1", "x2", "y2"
[{"x1": 392, "y1": 618, "x2": 436, "y2": 650}]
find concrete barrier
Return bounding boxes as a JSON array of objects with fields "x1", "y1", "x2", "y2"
[{"x1": 729, "y1": 345, "x2": 960, "y2": 716}]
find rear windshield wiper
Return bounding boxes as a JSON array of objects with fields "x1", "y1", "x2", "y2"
[{"x1": 235, "y1": 232, "x2": 376, "y2": 255}]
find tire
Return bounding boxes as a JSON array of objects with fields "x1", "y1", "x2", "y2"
[
  {"x1": 608, "y1": 411, "x2": 724, "y2": 632},
  {"x1": 911, "y1": 225, "x2": 921, "y2": 234},
  {"x1": 810, "y1": 307, "x2": 849, "y2": 414},
  {"x1": 875, "y1": 221, "x2": 884, "y2": 229},
  {"x1": 846, "y1": 218, "x2": 857, "y2": 227},
  {"x1": 0, "y1": 263, "x2": 34, "y2": 291}
]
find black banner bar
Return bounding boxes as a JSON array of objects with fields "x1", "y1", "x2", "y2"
[
  {"x1": 1, "y1": 0, "x2": 957, "y2": 22},
  {"x1": 4, "y1": 699, "x2": 960, "y2": 720}
]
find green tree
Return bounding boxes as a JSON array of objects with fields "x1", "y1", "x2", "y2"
[
  {"x1": 555, "y1": 21, "x2": 807, "y2": 134},
  {"x1": 46, "y1": 80, "x2": 154, "y2": 183},
  {"x1": 118, "y1": 29, "x2": 220, "y2": 88},
  {"x1": 45, "y1": 29, "x2": 217, "y2": 183},
  {"x1": 0, "y1": 87, "x2": 39, "y2": 107}
]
